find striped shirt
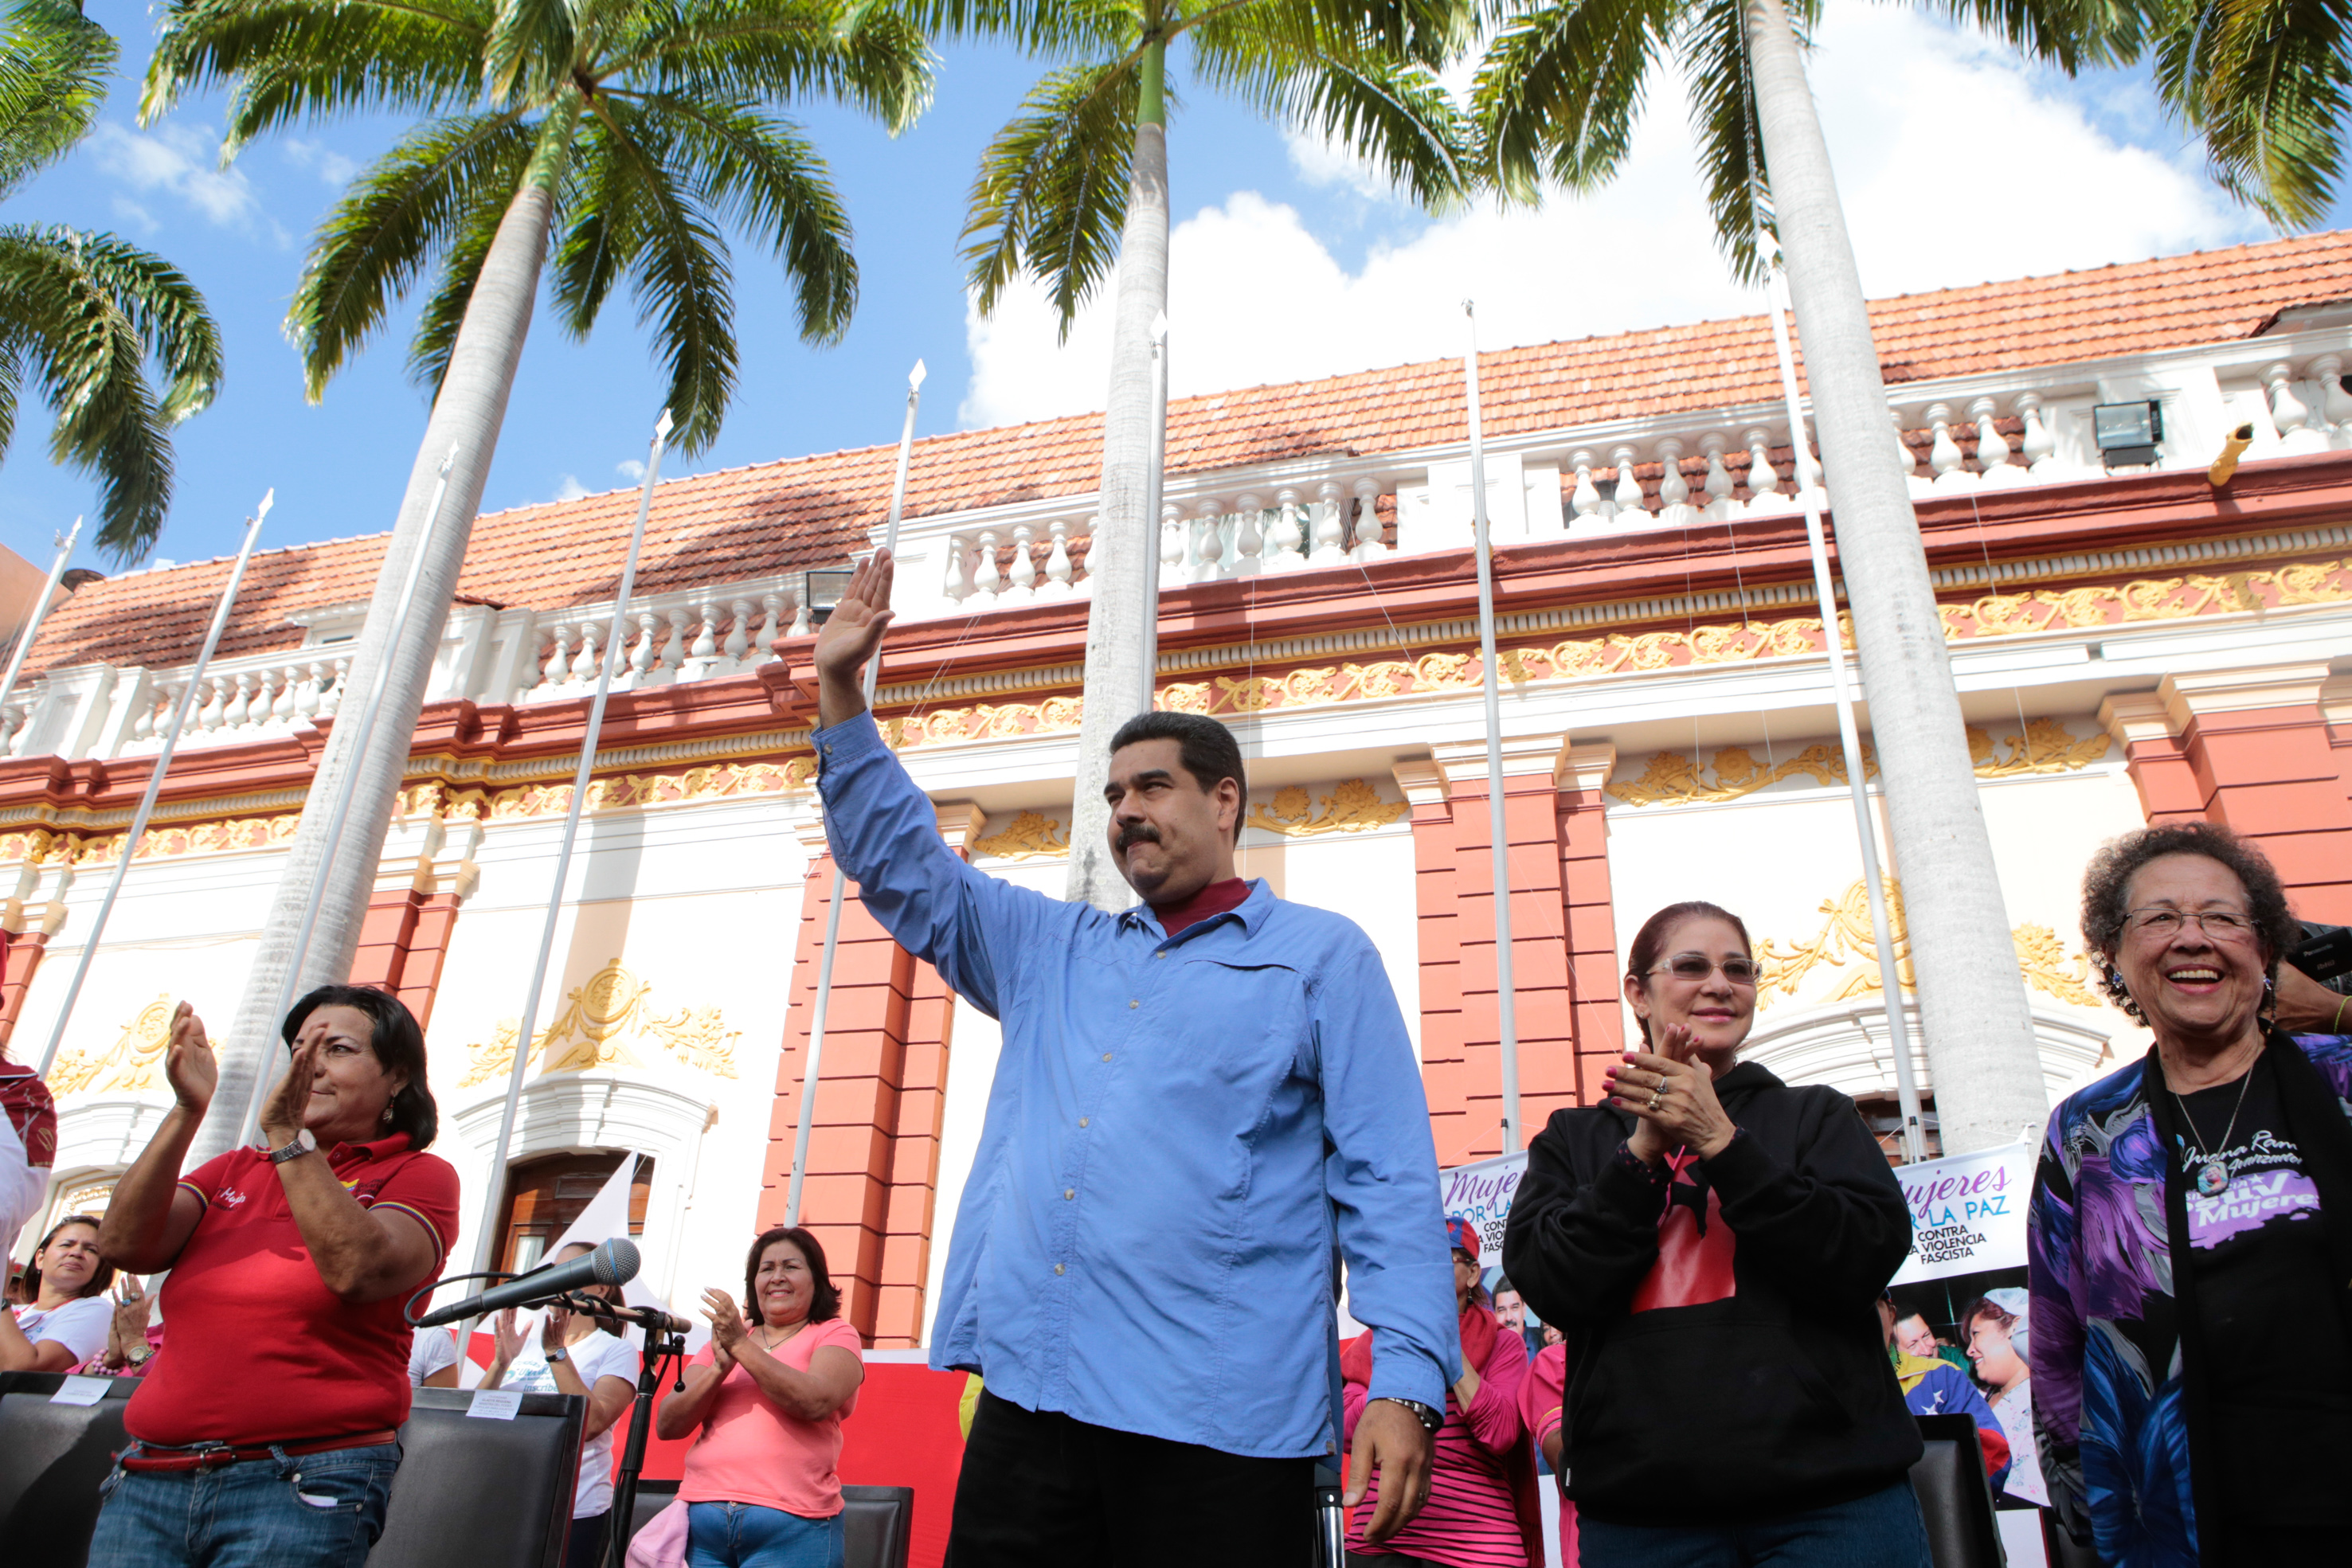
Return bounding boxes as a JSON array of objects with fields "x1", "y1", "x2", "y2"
[{"x1": 1346, "y1": 1323, "x2": 1531, "y2": 1566}]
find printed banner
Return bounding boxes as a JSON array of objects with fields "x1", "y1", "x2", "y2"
[
  {"x1": 1438, "y1": 1149, "x2": 1528, "y2": 1265},
  {"x1": 1890, "y1": 1139, "x2": 2033, "y2": 1285}
]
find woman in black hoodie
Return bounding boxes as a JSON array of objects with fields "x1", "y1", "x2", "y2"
[{"x1": 1501, "y1": 900, "x2": 1927, "y2": 1566}]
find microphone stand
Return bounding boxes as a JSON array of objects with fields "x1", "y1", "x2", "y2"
[{"x1": 557, "y1": 1293, "x2": 689, "y2": 1568}]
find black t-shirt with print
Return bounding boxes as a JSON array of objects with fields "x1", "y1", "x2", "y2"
[{"x1": 2176, "y1": 1053, "x2": 2352, "y2": 1531}]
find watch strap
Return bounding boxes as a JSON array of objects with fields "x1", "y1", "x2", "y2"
[
  {"x1": 1375, "y1": 1397, "x2": 1444, "y2": 1434},
  {"x1": 265, "y1": 1130, "x2": 315, "y2": 1164},
  {"x1": 544, "y1": 1347, "x2": 569, "y2": 1363}
]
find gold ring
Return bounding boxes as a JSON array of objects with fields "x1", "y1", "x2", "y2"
[{"x1": 1647, "y1": 1089, "x2": 1665, "y2": 1112}]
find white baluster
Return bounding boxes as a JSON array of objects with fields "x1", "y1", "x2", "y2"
[
  {"x1": 1610, "y1": 445, "x2": 1650, "y2": 523},
  {"x1": 789, "y1": 596, "x2": 812, "y2": 637},
  {"x1": 1567, "y1": 451, "x2": 1603, "y2": 527},
  {"x1": 541, "y1": 628, "x2": 570, "y2": 689},
  {"x1": 267, "y1": 666, "x2": 296, "y2": 725},
  {"x1": 2268, "y1": 360, "x2": 2328, "y2": 454},
  {"x1": 1970, "y1": 397, "x2": 2022, "y2": 486},
  {"x1": 1653, "y1": 438, "x2": 1691, "y2": 526},
  {"x1": 1891, "y1": 409, "x2": 1930, "y2": 497},
  {"x1": 2, "y1": 700, "x2": 29, "y2": 756},
  {"x1": 222, "y1": 672, "x2": 254, "y2": 731},
  {"x1": 131, "y1": 686, "x2": 158, "y2": 744},
  {"x1": 1310, "y1": 480, "x2": 1348, "y2": 565},
  {"x1": 689, "y1": 596, "x2": 722, "y2": 664},
  {"x1": 1351, "y1": 478, "x2": 1385, "y2": 561},
  {"x1": 661, "y1": 606, "x2": 692, "y2": 671},
  {"x1": 628, "y1": 612, "x2": 659, "y2": 680},
  {"x1": 1002, "y1": 524, "x2": 1037, "y2": 603},
  {"x1": 1042, "y1": 519, "x2": 1077, "y2": 598},
  {"x1": 2311, "y1": 354, "x2": 2352, "y2": 447},
  {"x1": 755, "y1": 594, "x2": 783, "y2": 662},
  {"x1": 1233, "y1": 494, "x2": 1266, "y2": 577},
  {"x1": 1187, "y1": 499, "x2": 1222, "y2": 584},
  {"x1": 1926, "y1": 404, "x2": 1973, "y2": 491},
  {"x1": 319, "y1": 659, "x2": 350, "y2": 718},
  {"x1": 1700, "y1": 433, "x2": 1737, "y2": 519},
  {"x1": 2013, "y1": 393, "x2": 2059, "y2": 476},
  {"x1": 941, "y1": 533, "x2": 972, "y2": 606},
  {"x1": 195, "y1": 675, "x2": 226, "y2": 733},
  {"x1": 1077, "y1": 514, "x2": 1100, "y2": 596},
  {"x1": 970, "y1": 530, "x2": 1001, "y2": 605},
  {"x1": 1266, "y1": 487, "x2": 1307, "y2": 571},
  {"x1": 721, "y1": 599, "x2": 753, "y2": 664},
  {"x1": 299, "y1": 662, "x2": 326, "y2": 721},
  {"x1": 571, "y1": 620, "x2": 603, "y2": 682},
  {"x1": 1740, "y1": 428, "x2": 1788, "y2": 513}
]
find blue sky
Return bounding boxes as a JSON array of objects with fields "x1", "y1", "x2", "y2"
[{"x1": 2, "y1": 3, "x2": 2340, "y2": 574}]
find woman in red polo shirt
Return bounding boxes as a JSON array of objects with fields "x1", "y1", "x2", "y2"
[{"x1": 90, "y1": 984, "x2": 459, "y2": 1568}]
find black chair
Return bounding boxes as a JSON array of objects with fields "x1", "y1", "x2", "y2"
[
  {"x1": 1909, "y1": 1412, "x2": 2005, "y2": 1568},
  {"x1": 626, "y1": 1481, "x2": 912, "y2": 1568},
  {"x1": 0, "y1": 1373, "x2": 584, "y2": 1568}
]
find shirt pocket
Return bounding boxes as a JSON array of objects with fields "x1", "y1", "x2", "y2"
[{"x1": 1160, "y1": 958, "x2": 1310, "y2": 1095}]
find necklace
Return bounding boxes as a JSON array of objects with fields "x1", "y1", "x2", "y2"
[{"x1": 2171, "y1": 1054, "x2": 2257, "y2": 1198}]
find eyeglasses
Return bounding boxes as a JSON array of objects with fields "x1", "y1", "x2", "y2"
[
  {"x1": 2123, "y1": 907, "x2": 2255, "y2": 943},
  {"x1": 1648, "y1": 954, "x2": 1760, "y2": 986}
]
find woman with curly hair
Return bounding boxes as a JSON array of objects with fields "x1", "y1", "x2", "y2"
[{"x1": 2030, "y1": 822, "x2": 2352, "y2": 1566}]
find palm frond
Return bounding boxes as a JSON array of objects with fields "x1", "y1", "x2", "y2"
[
  {"x1": 2153, "y1": 0, "x2": 2351, "y2": 227},
  {"x1": 961, "y1": 58, "x2": 1140, "y2": 333},
  {"x1": 406, "y1": 164, "x2": 515, "y2": 391},
  {"x1": 55, "y1": 231, "x2": 224, "y2": 423},
  {"x1": 0, "y1": 225, "x2": 179, "y2": 560},
  {"x1": 1470, "y1": 0, "x2": 1679, "y2": 205},
  {"x1": 143, "y1": 0, "x2": 490, "y2": 145},
  {"x1": 1924, "y1": 0, "x2": 2147, "y2": 72},
  {"x1": 0, "y1": 0, "x2": 115, "y2": 198},
  {"x1": 617, "y1": 0, "x2": 936, "y2": 134},
  {"x1": 287, "y1": 112, "x2": 534, "y2": 398},
  {"x1": 483, "y1": 0, "x2": 577, "y2": 104},
  {"x1": 1675, "y1": 0, "x2": 1779, "y2": 283},
  {"x1": 885, "y1": 0, "x2": 1137, "y2": 57}
]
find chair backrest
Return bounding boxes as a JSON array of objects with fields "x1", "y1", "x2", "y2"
[
  {"x1": 0, "y1": 1374, "x2": 584, "y2": 1568},
  {"x1": 1908, "y1": 1412, "x2": 2005, "y2": 1568},
  {"x1": 625, "y1": 1480, "x2": 910, "y2": 1568}
]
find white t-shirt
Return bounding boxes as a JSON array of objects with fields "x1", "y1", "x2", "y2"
[
  {"x1": 499, "y1": 1329, "x2": 640, "y2": 1517},
  {"x1": 0, "y1": 1112, "x2": 43, "y2": 1256},
  {"x1": 14, "y1": 1294, "x2": 109, "y2": 1364},
  {"x1": 408, "y1": 1326, "x2": 460, "y2": 1386}
]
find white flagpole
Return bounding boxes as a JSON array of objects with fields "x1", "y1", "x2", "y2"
[
  {"x1": 467, "y1": 411, "x2": 674, "y2": 1284},
  {"x1": 1463, "y1": 303, "x2": 1523, "y2": 1155},
  {"x1": 1760, "y1": 241, "x2": 1927, "y2": 1163},
  {"x1": 786, "y1": 359, "x2": 926, "y2": 1227},
  {"x1": 1138, "y1": 313, "x2": 1168, "y2": 712},
  {"x1": 37, "y1": 495, "x2": 272, "y2": 1077},
  {"x1": 0, "y1": 517, "x2": 81, "y2": 721},
  {"x1": 235, "y1": 445, "x2": 465, "y2": 1150}
]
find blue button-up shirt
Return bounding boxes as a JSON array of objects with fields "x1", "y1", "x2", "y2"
[{"x1": 815, "y1": 711, "x2": 1457, "y2": 1457}]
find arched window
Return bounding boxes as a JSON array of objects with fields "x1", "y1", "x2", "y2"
[{"x1": 493, "y1": 1151, "x2": 652, "y2": 1275}]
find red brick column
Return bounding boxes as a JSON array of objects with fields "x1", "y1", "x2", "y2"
[
  {"x1": 1393, "y1": 761, "x2": 1464, "y2": 1162},
  {"x1": 1556, "y1": 743, "x2": 1624, "y2": 1112},
  {"x1": 760, "y1": 804, "x2": 976, "y2": 1347},
  {"x1": 2164, "y1": 667, "x2": 2352, "y2": 924},
  {"x1": 1426, "y1": 736, "x2": 1575, "y2": 1167},
  {"x1": 348, "y1": 887, "x2": 466, "y2": 1030},
  {"x1": 2100, "y1": 693, "x2": 2205, "y2": 824},
  {"x1": 0, "y1": 928, "x2": 49, "y2": 1053}
]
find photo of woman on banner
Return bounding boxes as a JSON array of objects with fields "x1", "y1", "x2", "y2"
[{"x1": 1960, "y1": 1288, "x2": 2046, "y2": 1507}]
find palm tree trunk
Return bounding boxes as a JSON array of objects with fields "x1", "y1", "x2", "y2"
[
  {"x1": 1064, "y1": 41, "x2": 1170, "y2": 912},
  {"x1": 195, "y1": 179, "x2": 558, "y2": 1162},
  {"x1": 1743, "y1": 0, "x2": 2045, "y2": 1154}
]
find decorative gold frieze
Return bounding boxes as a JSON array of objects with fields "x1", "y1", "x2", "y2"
[
  {"x1": 479, "y1": 758, "x2": 814, "y2": 823},
  {"x1": 458, "y1": 958, "x2": 739, "y2": 1086},
  {"x1": 49, "y1": 995, "x2": 178, "y2": 1096},
  {"x1": 1754, "y1": 878, "x2": 2108, "y2": 1012},
  {"x1": 1610, "y1": 721, "x2": 2109, "y2": 807},
  {"x1": 971, "y1": 811, "x2": 1070, "y2": 861},
  {"x1": 1244, "y1": 780, "x2": 1409, "y2": 837},
  {"x1": 1968, "y1": 718, "x2": 2112, "y2": 776}
]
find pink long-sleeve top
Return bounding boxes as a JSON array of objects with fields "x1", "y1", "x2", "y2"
[
  {"x1": 1517, "y1": 1341, "x2": 1579, "y2": 1567},
  {"x1": 1345, "y1": 1318, "x2": 1530, "y2": 1567}
]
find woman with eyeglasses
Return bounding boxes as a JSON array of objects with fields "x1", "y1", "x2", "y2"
[
  {"x1": 2030, "y1": 823, "x2": 2352, "y2": 1566},
  {"x1": 1501, "y1": 900, "x2": 1928, "y2": 1566}
]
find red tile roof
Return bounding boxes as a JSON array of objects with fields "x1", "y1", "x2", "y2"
[{"x1": 31, "y1": 229, "x2": 2352, "y2": 676}]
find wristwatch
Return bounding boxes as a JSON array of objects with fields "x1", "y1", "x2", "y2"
[
  {"x1": 266, "y1": 1128, "x2": 318, "y2": 1164},
  {"x1": 545, "y1": 1347, "x2": 569, "y2": 1364},
  {"x1": 1375, "y1": 1398, "x2": 1444, "y2": 1435}
]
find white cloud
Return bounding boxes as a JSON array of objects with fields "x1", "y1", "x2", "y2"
[
  {"x1": 961, "y1": 10, "x2": 2254, "y2": 429},
  {"x1": 110, "y1": 196, "x2": 155, "y2": 234},
  {"x1": 553, "y1": 475, "x2": 592, "y2": 502},
  {"x1": 88, "y1": 122, "x2": 288, "y2": 242},
  {"x1": 616, "y1": 459, "x2": 647, "y2": 482},
  {"x1": 283, "y1": 139, "x2": 359, "y2": 186}
]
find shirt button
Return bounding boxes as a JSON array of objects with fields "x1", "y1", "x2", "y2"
[
  {"x1": 1054, "y1": 1264, "x2": 1065, "y2": 1276},
  {"x1": 1064, "y1": 1188, "x2": 1075, "y2": 1200},
  {"x1": 1129, "y1": 999, "x2": 1139, "y2": 1008},
  {"x1": 1155, "y1": 952, "x2": 1166, "y2": 960},
  {"x1": 1079, "y1": 1117, "x2": 1089, "y2": 1128},
  {"x1": 1102, "y1": 1053, "x2": 1113, "y2": 1062}
]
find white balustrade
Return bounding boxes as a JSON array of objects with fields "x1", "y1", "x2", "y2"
[
  {"x1": 1568, "y1": 452, "x2": 1603, "y2": 528},
  {"x1": 1610, "y1": 445, "x2": 1649, "y2": 524},
  {"x1": 1351, "y1": 478, "x2": 1383, "y2": 561},
  {"x1": 1267, "y1": 488, "x2": 1307, "y2": 572},
  {"x1": 1003, "y1": 525, "x2": 1036, "y2": 604}
]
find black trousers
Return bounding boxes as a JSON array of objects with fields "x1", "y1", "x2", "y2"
[{"x1": 949, "y1": 1389, "x2": 1316, "y2": 1567}]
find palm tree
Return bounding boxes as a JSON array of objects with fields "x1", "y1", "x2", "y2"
[
  {"x1": 0, "y1": 0, "x2": 222, "y2": 562},
  {"x1": 918, "y1": 0, "x2": 1476, "y2": 909},
  {"x1": 1474, "y1": 0, "x2": 2139, "y2": 1153},
  {"x1": 141, "y1": 0, "x2": 930, "y2": 1158},
  {"x1": 2149, "y1": 0, "x2": 2348, "y2": 228}
]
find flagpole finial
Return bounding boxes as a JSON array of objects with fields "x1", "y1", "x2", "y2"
[
  {"x1": 1150, "y1": 311, "x2": 1168, "y2": 344},
  {"x1": 438, "y1": 446, "x2": 458, "y2": 476},
  {"x1": 256, "y1": 489, "x2": 275, "y2": 524},
  {"x1": 654, "y1": 408, "x2": 675, "y2": 441},
  {"x1": 1462, "y1": 299, "x2": 1476, "y2": 316},
  {"x1": 57, "y1": 517, "x2": 81, "y2": 550},
  {"x1": 909, "y1": 360, "x2": 928, "y2": 390}
]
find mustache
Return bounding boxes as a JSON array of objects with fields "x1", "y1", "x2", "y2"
[{"x1": 1117, "y1": 823, "x2": 1160, "y2": 851}]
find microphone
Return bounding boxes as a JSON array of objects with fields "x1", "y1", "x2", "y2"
[
  {"x1": 413, "y1": 1238, "x2": 640, "y2": 1328},
  {"x1": 555, "y1": 1291, "x2": 695, "y2": 1338}
]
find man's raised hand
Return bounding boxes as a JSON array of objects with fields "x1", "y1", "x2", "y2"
[{"x1": 813, "y1": 549, "x2": 896, "y2": 728}]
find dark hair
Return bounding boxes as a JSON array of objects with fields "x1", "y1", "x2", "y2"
[
  {"x1": 1623, "y1": 901, "x2": 1754, "y2": 1045},
  {"x1": 742, "y1": 1226, "x2": 840, "y2": 1324},
  {"x1": 1492, "y1": 1274, "x2": 1517, "y2": 1298},
  {"x1": 23, "y1": 1214, "x2": 112, "y2": 1301},
  {"x1": 284, "y1": 984, "x2": 437, "y2": 1150},
  {"x1": 1959, "y1": 1294, "x2": 2016, "y2": 1335},
  {"x1": 1109, "y1": 710, "x2": 1247, "y2": 839},
  {"x1": 2079, "y1": 822, "x2": 2297, "y2": 1022}
]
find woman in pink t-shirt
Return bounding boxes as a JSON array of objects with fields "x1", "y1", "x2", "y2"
[{"x1": 656, "y1": 1227, "x2": 864, "y2": 1568}]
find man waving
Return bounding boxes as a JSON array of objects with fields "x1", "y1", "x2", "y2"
[{"x1": 809, "y1": 551, "x2": 1455, "y2": 1566}]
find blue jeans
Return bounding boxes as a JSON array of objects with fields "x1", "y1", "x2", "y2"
[
  {"x1": 1579, "y1": 1479, "x2": 1933, "y2": 1568},
  {"x1": 687, "y1": 1500, "x2": 846, "y2": 1568},
  {"x1": 86, "y1": 1440, "x2": 400, "y2": 1568}
]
